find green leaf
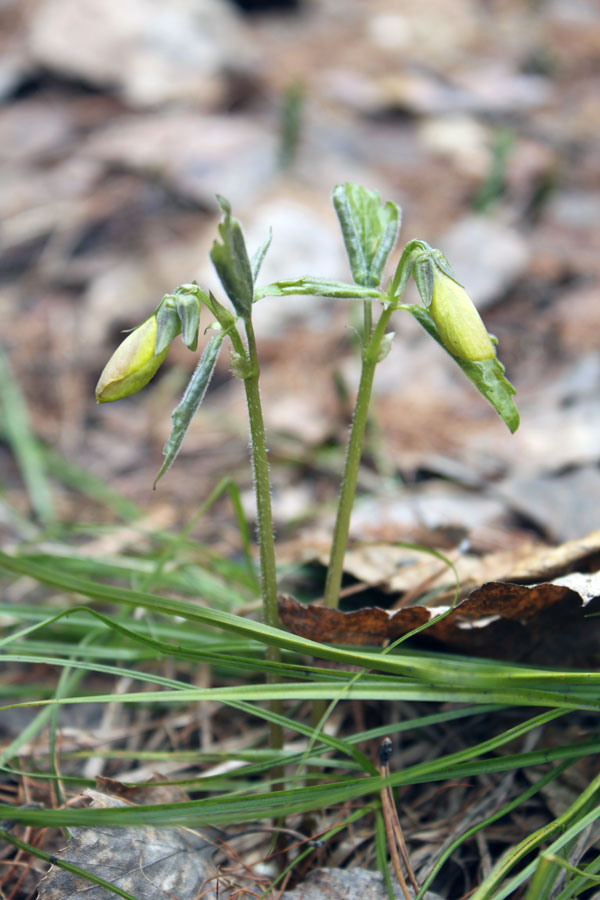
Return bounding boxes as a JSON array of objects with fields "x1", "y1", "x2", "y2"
[
  {"x1": 255, "y1": 277, "x2": 384, "y2": 301},
  {"x1": 0, "y1": 344, "x2": 55, "y2": 525},
  {"x1": 210, "y1": 196, "x2": 254, "y2": 319},
  {"x1": 332, "y1": 183, "x2": 401, "y2": 287},
  {"x1": 278, "y1": 80, "x2": 304, "y2": 170},
  {"x1": 250, "y1": 228, "x2": 272, "y2": 282},
  {"x1": 406, "y1": 304, "x2": 520, "y2": 432},
  {"x1": 155, "y1": 333, "x2": 225, "y2": 486}
]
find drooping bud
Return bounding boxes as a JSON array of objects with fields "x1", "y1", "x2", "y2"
[
  {"x1": 95, "y1": 316, "x2": 168, "y2": 403},
  {"x1": 429, "y1": 268, "x2": 495, "y2": 362}
]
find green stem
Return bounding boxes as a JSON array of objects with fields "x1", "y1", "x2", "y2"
[
  {"x1": 323, "y1": 305, "x2": 394, "y2": 609},
  {"x1": 363, "y1": 298, "x2": 372, "y2": 340},
  {"x1": 242, "y1": 318, "x2": 283, "y2": 752}
]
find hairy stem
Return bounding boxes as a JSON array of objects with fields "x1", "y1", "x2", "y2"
[
  {"x1": 363, "y1": 298, "x2": 373, "y2": 341},
  {"x1": 242, "y1": 318, "x2": 283, "y2": 751},
  {"x1": 323, "y1": 305, "x2": 394, "y2": 609}
]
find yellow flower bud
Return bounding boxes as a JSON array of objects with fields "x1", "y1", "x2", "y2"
[
  {"x1": 429, "y1": 271, "x2": 495, "y2": 362},
  {"x1": 95, "y1": 316, "x2": 168, "y2": 403}
]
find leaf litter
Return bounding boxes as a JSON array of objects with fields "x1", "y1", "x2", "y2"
[
  {"x1": 37, "y1": 791, "x2": 224, "y2": 900},
  {"x1": 279, "y1": 530, "x2": 600, "y2": 665},
  {"x1": 39, "y1": 788, "x2": 443, "y2": 900}
]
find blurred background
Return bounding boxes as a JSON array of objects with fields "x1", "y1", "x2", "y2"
[{"x1": 1, "y1": 0, "x2": 600, "y2": 559}]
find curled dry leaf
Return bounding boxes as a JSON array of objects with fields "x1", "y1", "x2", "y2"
[
  {"x1": 278, "y1": 568, "x2": 600, "y2": 666},
  {"x1": 278, "y1": 597, "x2": 430, "y2": 645}
]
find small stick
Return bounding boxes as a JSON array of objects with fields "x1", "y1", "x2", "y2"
[
  {"x1": 386, "y1": 781, "x2": 419, "y2": 894},
  {"x1": 379, "y1": 738, "x2": 419, "y2": 898}
]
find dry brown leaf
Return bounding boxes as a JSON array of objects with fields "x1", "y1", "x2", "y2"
[
  {"x1": 279, "y1": 596, "x2": 430, "y2": 645},
  {"x1": 279, "y1": 568, "x2": 600, "y2": 665},
  {"x1": 291, "y1": 529, "x2": 600, "y2": 604}
]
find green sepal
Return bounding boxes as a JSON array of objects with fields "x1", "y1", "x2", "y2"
[
  {"x1": 251, "y1": 228, "x2": 272, "y2": 283},
  {"x1": 255, "y1": 277, "x2": 384, "y2": 301},
  {"x1": 431, "y1": 248, "x2": 456, "y2": 281},
  {"x1": 406, "y1": 304, "x2": 520, "y2": 432},
  {"x1": 154, "y1": 296, "x2": 182, "y2": 355},
  {"x1": 412, "y1": 255, "x2": 435, "y2": 308},
  {"x1": 210, "y1": 196, "x2": 253, "y2": 320},
  {"x1": 154, "y1": 332, "x2": 225, "y2": 486},
  {"x1": 178, "y1": 284, "x2": 237, "y2": 332},
  {"x1": 389, "y1": 239, "x2": 430, "y2": 297},
  {"x1": 332, "y1": 183, "x2": 401, "y2": 287},
  {"x1": 175, "y1": 293, "x2": 201, "y2": 351}
]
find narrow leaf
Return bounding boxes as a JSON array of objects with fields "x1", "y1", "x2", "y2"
[
  {"x1": 333, "y1": 183, "x2": 401, "y2": 287},
  {"x1": 250, "y1": 228, "x2": 272, "y2": 282},
  {"x1": 155, "y1": 333, "x2": 225, "y2": 486},
  {"x1": 0, "y1": 345, "x2": 55, "y2": 524},
  {"x1": 210, "y1": 196, "x2": 253, "y2": 319},
  {"x1": 255, "y1": 277, "x2": 384, "y2": 301},
  {"x1": 406, "y1": 304, "x2": 520, "y2": 432}
]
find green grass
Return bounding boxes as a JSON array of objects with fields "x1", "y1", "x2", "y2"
[{"x1": 1, "y1": 444, "x2": 599, "y2": 898}]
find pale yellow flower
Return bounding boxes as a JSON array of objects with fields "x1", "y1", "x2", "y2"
[
  {"x1": 429, "y1": 271, "x2": 495, "y2": 361},
  {"x1": 95, "y1": 316, "x2": 168, "y2": 403}
]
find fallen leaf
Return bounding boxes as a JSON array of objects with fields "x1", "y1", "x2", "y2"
[
  {"x1": 281, "y1": 867, "x2": 443, "y2": 899},
  {"x1": 278, "y1": 569, "x2": 600, "y2": 665},
  {"x1": 498, "y1": 466, "x2": 600, "y2": 542},
  {"x1": 279, "y1": 595, "x2": 430, "y2": 646},
  {"x1": 292, "y1": 529, "x2": 600, "y2": 604},
  {"x1": 85, "y1": 113, "x2": 276, "y2": 208},
  {"x1": 95, "y1": 776, "x2": 190, "y2": 805},
  {"x1": 38, "y1": 791, "x2": 221, "y2": 900},
  {"x1": 429, "y1": 574, "x2": 600, "y2": 664},
  {"x1": 27, "y1": 0, "x2": 255, "y2": 108}
]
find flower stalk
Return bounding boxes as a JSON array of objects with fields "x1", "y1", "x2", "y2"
[
  {"x1": 241, "y1": 317, "x2": 283, "y2": 751},
  {"x1": 323, "y1": 303, "x2": 395, "y2": 608}
]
